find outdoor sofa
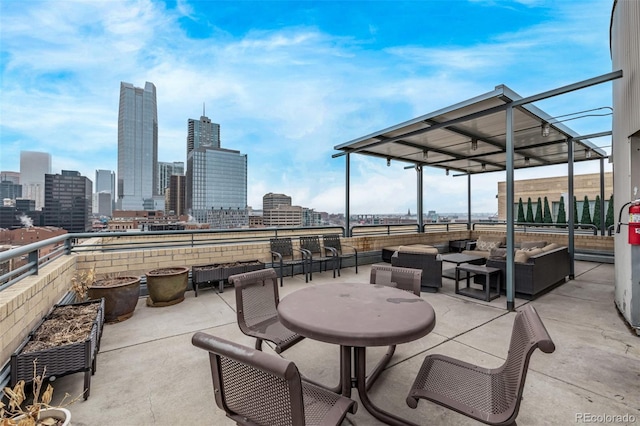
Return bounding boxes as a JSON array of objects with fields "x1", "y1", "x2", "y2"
[{"x1": 479, "y1": 243, "x2": 570, "y2": 299}]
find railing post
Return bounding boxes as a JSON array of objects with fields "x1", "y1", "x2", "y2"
[
  {"x1": 29, "y1": 249, "x2": 39, "y2": 276},
  {"x1": 65, "y1": 237, "x2": 73, "y2": 254}
]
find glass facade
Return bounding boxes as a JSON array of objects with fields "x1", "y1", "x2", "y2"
[
  {"x1": 117, "y1": 82, "x2": 158, "y2": 210},
  {"x1": 19, "y1": 151, "x2": 51, "y2": 210},
  {"x1": 187, "y1": 146, "x2": 247, "y2": 227},
  {"x1": 187, "y1": 115, "x2": 220, "y2": 155}
]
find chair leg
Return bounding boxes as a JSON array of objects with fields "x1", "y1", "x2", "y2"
[{"x1": 255, "y1": 338, "x2": 263, "y2": 351}]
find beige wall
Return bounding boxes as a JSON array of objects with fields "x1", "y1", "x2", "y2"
[{"x1": 497, "y1": 172, "x2": 613, "y2": 221}]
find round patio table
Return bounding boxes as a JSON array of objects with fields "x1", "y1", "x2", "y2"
[{"x1": 278, "y1": 282, "x2": 436, "y2": 426}]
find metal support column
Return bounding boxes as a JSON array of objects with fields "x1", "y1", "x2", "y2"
[
  {"x1": 345, "y1": 153, "x2": 350, "y2": 237},
  {"x1": 567, "y1": 139, "x2": 575, "y2": 279},
  {"x1": 417, "y1": 165, "x2": 424, "y2": 232},
  {"x1": 505, "y1": 105, "x2": 515, "y2": 311},
  {"x1": 467, "y1": 174, "x2": 472, "y2": 230},
  {"x1": 600, "y1": 157, "x2": 606, "y2": 236}
]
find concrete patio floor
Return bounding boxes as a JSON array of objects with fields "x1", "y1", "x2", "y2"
[{"x1": 52, "y1": 261, "x2": 639, "y2": 425}]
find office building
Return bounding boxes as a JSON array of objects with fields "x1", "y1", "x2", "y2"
[
  {"x1": 187, "y1": 114, "x2": 220, "y2": 155},
  {"x1": 187, "y1": 146, "x2": 247, "y2": 228},
  {"x1": 263, "y1": 193, "x2": 292, "y2": 210},
  {"x1": 117, "y1": 81, "x2": 158, "y2": 211},
  {"x1": 0, "y1": 180, "x2": 22, "y2": 201},
  {"x1": 167, "y1": 175, "x2": 186, "y2": 216},
  {"x1": 94, "y1": 169, "x2": 115, "y2": 216},
  {"x1": 0, "y1": 172, "x2": 20, "y2": 184},
  {"x1": 263, "y1": 205, "x2": 303, "y2": 227},
  {"x1": 43, "y1": 170, "x2": 92, "y2": 233},
  {"x1": 157, "y1": 161, "x2": 184, "y2": 195},
  {"x1": 20, "y1": 151, "x2": 51, "y2": 211}
]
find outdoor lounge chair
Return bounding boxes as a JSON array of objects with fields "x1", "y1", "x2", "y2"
[
  {"x1": 228, "y1": 268, "x2": 304, "y2": 353},
  {"x1": 192, "y1": 332, "x2": 357, "y2": 426},
  {"x1": 367, "y1": 264, "x2": 422, "y2": 390},
  {"x1": 406, "y1": 304, "x2": 555, "y2": 425},
  {"x1": 322, "y1": 234, "x2": 358, "y2": 276},
  {"x1": 300, "y1": 235, "x2": 337, "y2": 280},
  {"x1": 270, "y1": 237, "x2": 308, "y2": 286}
]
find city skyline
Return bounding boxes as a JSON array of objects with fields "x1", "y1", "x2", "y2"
[{"x1": 0, "y1": 0, "x2": 614, "y2": 215}]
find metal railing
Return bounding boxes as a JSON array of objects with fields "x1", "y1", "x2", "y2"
[
  {"x1": 0, "y1": 226, "x2": 344, "y2": 291},
  {"x1": 471, "y1": 221, "x2": 603, "y2": 235}
]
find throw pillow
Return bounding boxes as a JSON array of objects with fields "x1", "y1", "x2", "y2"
[
  {"x1": 477, "y1": 240, "x2": 501, "y2": 251},
  {"x1": 521, "y1": 241, "x2": 547, "y2": 250},
  {"x1": 528, "y1": 248, "x2": 544, "y2": 256},
  {"x1": 514, "y1": 249, "x2": 530, "y2": 263},
  {"x1": 489, "y1": 247, "x2": 507, "y2": 259}
]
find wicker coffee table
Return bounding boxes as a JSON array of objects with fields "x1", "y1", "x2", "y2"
[{"x1": 440, "y1": 253, "x2": 485, "y2": 280}]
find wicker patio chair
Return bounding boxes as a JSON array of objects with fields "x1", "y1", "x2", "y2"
[
  {"x1": 300, "y1": 235, "x2": 337, "y2": 280},
  {"x1": 228, "y1": 268, "x2": 304, "y2": 354},
  {"x1": 192, "y1": 332, "x2": 357, "y2": 426},
  {"x1": 322, "y1": 234, "x2": 358, "y2": 276},
  {"x1": 270, "y1": 237, "x2": 308, "y2": 286},
  {"x1": 406, "y1": 304, "x2": 556, "y2": 425},
  {"x1": 366, "y1": 265, "x2": 422, "y2": 390}
]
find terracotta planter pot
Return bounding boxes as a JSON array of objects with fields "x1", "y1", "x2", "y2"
[
  {"x1": 88, "y1": 276, "x2": 141, "y2": 323},
  {"x1": 145, "y1": 266, "x2": 189, "y2": 307}
]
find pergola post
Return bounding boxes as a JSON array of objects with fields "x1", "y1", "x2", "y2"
[
  {"x1": 417, "y1": 165, "x2": 424, "y2": 232},
  {"x1": 600, "y1": 157, "x2": 606, "y2": 236},
  {"x1": 345, "y1": 153, "x2": 350, "y2": 237},
  {"x1": 505, "y1": 105, "x2": 515, "y2": 311},
  {"x1": 568, "y1": 139, "x2": 575, "y2": 279},
  {"x1": 467, "y1": 174, "x2": 472, "y2": 230}
]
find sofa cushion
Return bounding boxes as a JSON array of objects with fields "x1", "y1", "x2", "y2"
[
  {"x1": 521, "y1": 241, "x2": 547, "y2": 250},
  {"x1": 514, "y1": 249, "x2": 531, "y2": 263},
  {"x1": 527, "y1": 248, "x2": 544, "y2": 256},
  {"x1": 397, "y1": 245, "x2": 439, "y2": 255},
  {"x1": 541, "y1": 243, "x2": 560, "y2": 252},
  {"x1": 489, "y1": 247, "x2": 507, "y2": 259}
]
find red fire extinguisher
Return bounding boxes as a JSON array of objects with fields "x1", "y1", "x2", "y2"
[{"x1": 630, "y1": 203, "x2": 640, "y2": 245}]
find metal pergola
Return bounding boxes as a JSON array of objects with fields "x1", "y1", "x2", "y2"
[{"x1": 333, "y1": 70, "x2": 622, "y2": 310}]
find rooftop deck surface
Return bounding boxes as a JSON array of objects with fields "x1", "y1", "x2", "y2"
[{"x1": 52, "y1": 261, "x2": 639, "y2": 425}]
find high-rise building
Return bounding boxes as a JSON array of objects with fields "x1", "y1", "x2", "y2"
[
  {"x1": 19, "y1": 151, "x2": 51, "y2": 211},
  {"x1": 167, "y1": 175, "x2": 186, "y2": 216},
  {"x1": 157, "y1": 161, "x2": 184, "y2": 195},
  {"x1": 0, "y1": 180, "x2": 22, "y2": 201},
  {"x1": 187, "y1": 115, "x2": 220, "y2": 155},
  {"x1": 263, "y1": 193, "x2": 292, "y2": 210},
  {"x1": 43, "y1": 170, "x2": 92, "y2": 232},
  {"x1": 94, "y1": 169, "x2": 115, "y2": 216},
  {"x1": 187, "y1": 146, "x2": 247, "y2": 228},
  {"x1": 117, "y1": 81, "x2": 158, "y2": 211},
  {"x1": 0, "y1": 171, "x2": 20, "y2": 184}
]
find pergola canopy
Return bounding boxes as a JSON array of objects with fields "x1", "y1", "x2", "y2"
[{"x1": 333, "y1": 84, "x2": 607, "y2": 175}]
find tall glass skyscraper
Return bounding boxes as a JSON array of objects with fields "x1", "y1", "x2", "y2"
[
  {"x1": 187, "y1": 115, "x2": 220, "y2": 155},
  {"x1": 117, "y1": 81, "x2": 158, "y2": 210},
  {"x1": 20, "y1": 151, "x2": 51, "y2": 211},
  {"x1": 187, "y1": 146, "x2": 248, "y2": 228}
]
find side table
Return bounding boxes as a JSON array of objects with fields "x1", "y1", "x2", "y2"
[{"x1": 455, "y1": 263, "x2": 501, "y2": 301}]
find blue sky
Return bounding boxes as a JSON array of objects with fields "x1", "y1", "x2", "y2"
[{"x1": 0, "y1": 0, "x2": 614, "y2": 215}]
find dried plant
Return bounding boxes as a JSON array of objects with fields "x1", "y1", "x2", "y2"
[
  {"x1": 70, "y1": 268, "x2": 95, "y2": 302},
  {"x1": 0, "y1": 361, "x2": 74, "y2": 425}
]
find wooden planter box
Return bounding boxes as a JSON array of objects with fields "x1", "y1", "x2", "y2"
[
  {"x1": 10, "y1": 299, "x2": 105, "y2": 400},
  {"x1": 192, "y1": 260, "x2": 264, "y2": 296}
]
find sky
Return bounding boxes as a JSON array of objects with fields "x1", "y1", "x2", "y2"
[{"x1": 0, "y1": 0, "x2": 615, "y2": 215}]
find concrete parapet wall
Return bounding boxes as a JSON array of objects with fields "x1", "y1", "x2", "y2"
[
  {"x1": 470, "y1": 230, "x2": 614, "y2": 252},
  {"x1": 0, "y1": 256, "x2": 75, "y2": 368}
]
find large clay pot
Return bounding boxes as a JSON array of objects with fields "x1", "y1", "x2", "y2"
[
  {"x1": 145, "y1": 266, "x2": 189, "y2": 307},
  {"x1": 88, "y1": 276, "x2": 141, "y2": 323}
]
